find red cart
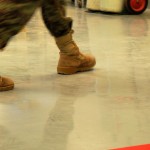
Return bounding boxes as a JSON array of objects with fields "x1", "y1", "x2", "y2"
[{"x1": 86, "y1": 0, "x2": 148, "y2": 14}]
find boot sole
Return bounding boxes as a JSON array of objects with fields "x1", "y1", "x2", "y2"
[
  {"x1": 0, "y1": 85, "x2": 14, "y2": 92},
  {"x1": 57, "y1": 64, "x2": 95, "y2": 75}
]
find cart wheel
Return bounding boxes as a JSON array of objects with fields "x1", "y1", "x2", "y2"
[{"x1": 125, "y1": 0, "x2": 148, "y2": 14}]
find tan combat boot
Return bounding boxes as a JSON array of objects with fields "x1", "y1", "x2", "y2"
[
  {"x1": 0, "y1": 76, "x2": 14, "y2": 92},
  {"x1": 55, "y1": 30, "x2": 96, "y2": 74}
]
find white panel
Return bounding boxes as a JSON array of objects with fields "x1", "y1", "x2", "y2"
[
  {"x1": 86, "y1": 0, "x2": 125, "y2": 12},
  {"x1": 100, "y1": 0, "x2": 124, "y2": 12},
  {"x1": 86, "y1": 0, "x2": 100, "y2": 10}
]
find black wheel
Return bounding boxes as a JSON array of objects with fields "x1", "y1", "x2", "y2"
[{"x1": 124, "y1": 0, "x2": 148, "y2": 14}]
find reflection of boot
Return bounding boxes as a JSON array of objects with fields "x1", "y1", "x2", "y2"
[
  {"x1": 55, "y1": 30, "x2": 96, "y2": 74},
  {"x1": 0, "y1": 76, "x2": 14, "y2": 91}
]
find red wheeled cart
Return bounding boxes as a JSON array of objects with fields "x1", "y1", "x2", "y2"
[
  {"x1": 86, "y1": 0, "x2": 148, "y2": 14},
  {"x1": 125, "y1": 0, "x2": 148, "y2": 14}
]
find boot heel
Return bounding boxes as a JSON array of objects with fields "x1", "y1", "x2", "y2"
[{"x1": 57, "y1": 67, "x2": 78, "y2": 75}]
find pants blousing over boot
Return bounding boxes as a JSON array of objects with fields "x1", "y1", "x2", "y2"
[{"x1": 0, "y1": 0, "x2": 96, "y2": 92}]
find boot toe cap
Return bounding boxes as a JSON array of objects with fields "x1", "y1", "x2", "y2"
[{"x1": 82, "y1": 54, "x2": 96, "y2": 68}]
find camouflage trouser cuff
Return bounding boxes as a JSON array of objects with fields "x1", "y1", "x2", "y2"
[
  {"x1": 0, "y1": 38, "x2": 9, "y2": 50},
  {"x1": 48, "y1": 17, "x2": 73, "y2": 37},
  {"x1": 0, "y1": 30, "x2": 18, "y2": 50}
]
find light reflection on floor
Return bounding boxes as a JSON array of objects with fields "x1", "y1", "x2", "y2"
[{"x1": 0, "y1": 5, "x2": 150, "y2": 150}]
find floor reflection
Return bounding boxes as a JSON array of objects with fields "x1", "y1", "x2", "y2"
[{"x1": 0, "y1": 5, "x2": 150, "y2": 150}]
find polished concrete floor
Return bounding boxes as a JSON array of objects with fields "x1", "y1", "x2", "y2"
[{"x1": 0, "y1": 4, "x2": 150, "y2": 150}]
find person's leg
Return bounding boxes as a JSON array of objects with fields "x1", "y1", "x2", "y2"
[
  {"x1": 41, "y1": 0, "x2": 72, "y2": 37},
  {"x1": 0, "y1": 0, "x2": 41, "y2": 50},
  {"x1": 41, "y1": 0, "x2": 96, "y2": 74},
  {"x1": 0, "y1": 0, "x2": 41, "y2": 91}
]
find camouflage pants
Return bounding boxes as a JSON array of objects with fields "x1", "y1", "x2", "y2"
[{"x1": 0, "y1": 0, "x2": 73, "y2": 49}]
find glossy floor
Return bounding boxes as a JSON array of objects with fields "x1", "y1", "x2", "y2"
[{"x1": 0, "y1": 5, "x2": 150, "y2": 150}]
